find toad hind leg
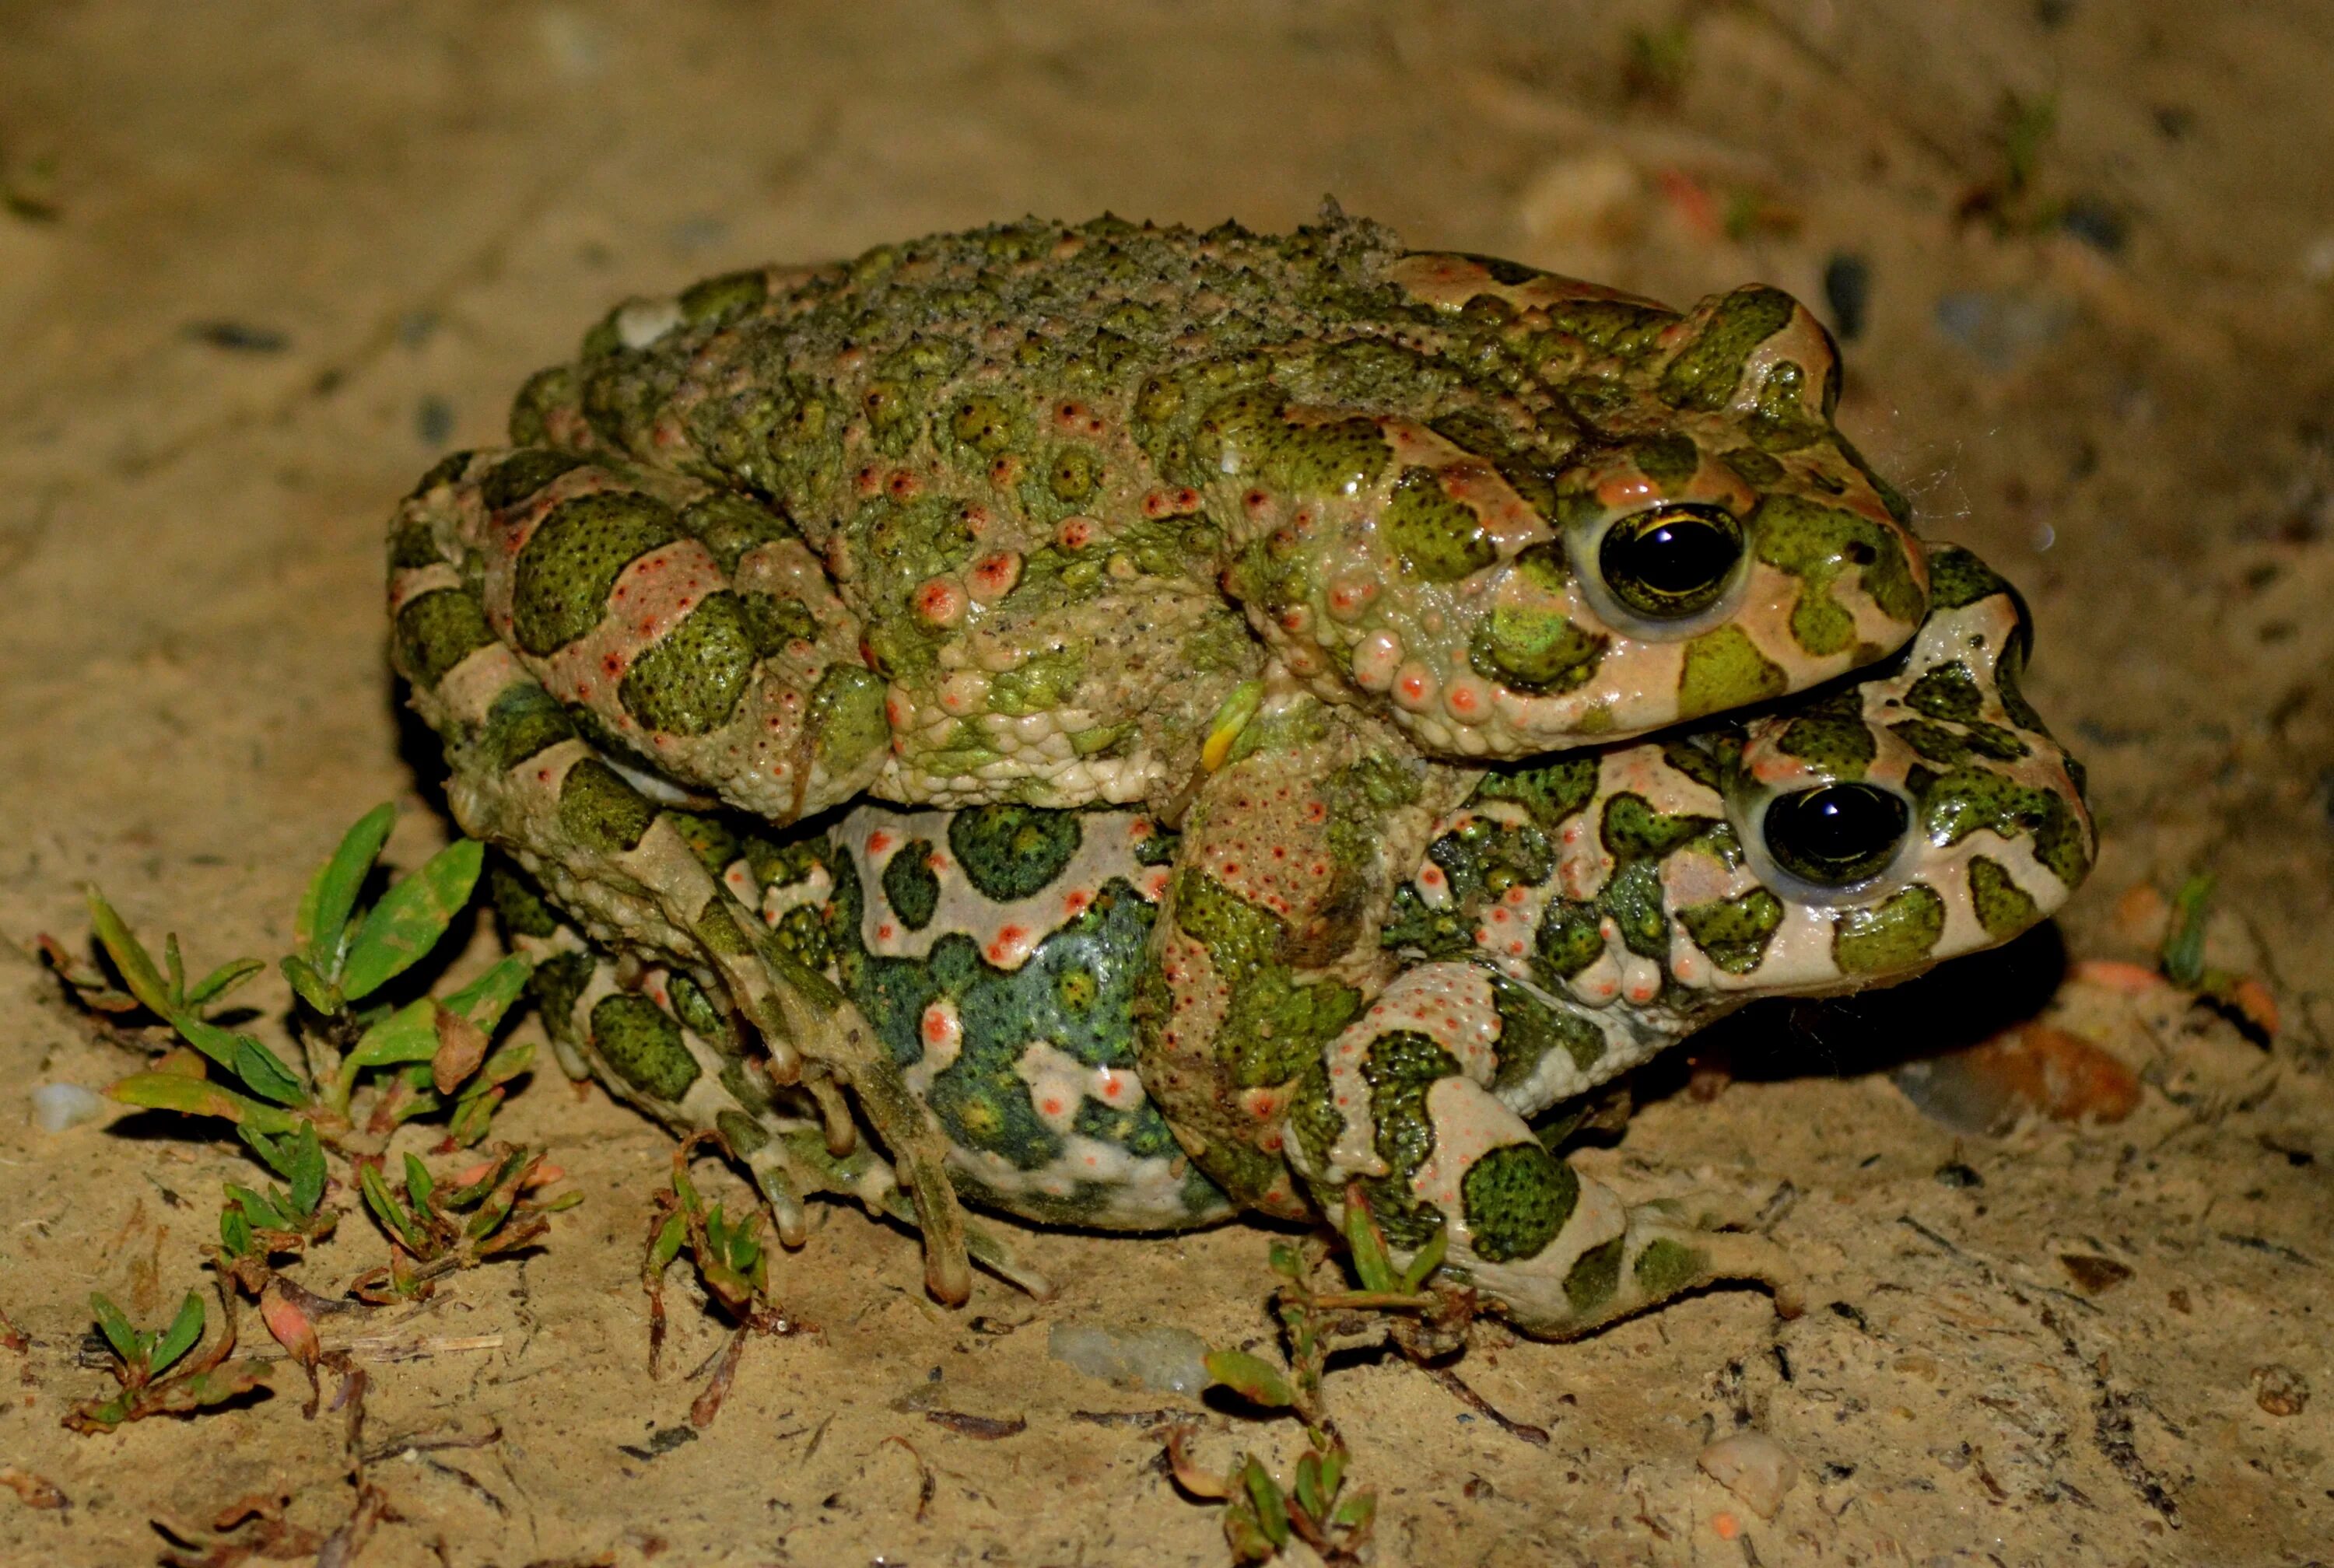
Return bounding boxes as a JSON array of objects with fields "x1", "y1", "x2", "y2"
[
  {"x1": 391, "y1": 460, "x2": 976, "y2": 1304},
  {"x1": 508, "y1": 916, "x2": 1051, "y2": 1297}
]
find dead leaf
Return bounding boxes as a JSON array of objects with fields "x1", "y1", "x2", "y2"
[{"x1": 429, "y1": 1003, "x2": 488, "y2": 1096}]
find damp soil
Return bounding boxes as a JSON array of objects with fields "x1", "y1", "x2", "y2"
[{"x1": 1, "y1": 4, "x2": 2329, "y2": 1564}]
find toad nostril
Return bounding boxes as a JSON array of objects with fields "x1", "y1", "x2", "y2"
[{"x1": 1845, "y1": 541, "x2": 1877, "y2": 565}]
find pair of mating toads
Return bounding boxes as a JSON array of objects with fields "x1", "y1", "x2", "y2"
[{"x1": 387, "y1": 211, "x2": 2091, "y2": 1337}]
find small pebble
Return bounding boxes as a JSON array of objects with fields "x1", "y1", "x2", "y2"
[
  {"x1": 1047, "y1": 1321, "x2": 1210, "y2": 1396},
  {"x1": 2059, "y1": 1252, "x2": 2133, "y2": 1293},
  {"x1": 1698, "y1": 1430, "x2": 1799, "y2": 1519},
  {"x1": 2252, "y1": 1364, "x2": 2310, "y2": 1417},
  {"x1": 30, "y1": 1083, "x2": 106, "y2": 1132},
  {"x1": 1933, "y1": 1159, "x2": 1983, "y2": 1188}
]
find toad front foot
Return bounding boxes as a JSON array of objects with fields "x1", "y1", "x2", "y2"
[{"x1": 1281, "y1": 964, "x2": 1803, "y2": 1338}]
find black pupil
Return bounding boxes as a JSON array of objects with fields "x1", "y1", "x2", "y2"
[
  {"x1": 1765, "y1": 784, "x2": 1909, "y2": 885},
  {"x1": 1601, "y1": 506, "x2": 1742, "y2": 615}
]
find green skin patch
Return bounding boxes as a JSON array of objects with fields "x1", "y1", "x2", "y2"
[
  {"x1": 1677, "y1": 888, "x2": 1786, "y2": 975},
  {"x1": 510, "y1": 492, "x2": 681, "y2": 656},
  {"x1": 590, "y1": 992, "x2": 703, "y2": 1101},
  {"x1": 1631, "y1": 1237, "x2": 1708, "y2": 1299},
  {"x1": 1750, "y1": 494, "x2": 1925, "y2": 656},
  {"x1": 481, "y1": 449, "x2": 587, "y2": 512},
  {"x1": 1473, "y1": 544, "x2": 1607, "y2": 693},
  {"x1": 1383, "y1": 466, "x2": 1495, "y2": 582},
  {"x1": 1460, "y1": 1140, "x2": 1576, "y2": 1264},
  {"x1": 1775, "y1": 691, "x2": 1878, "y2": 778},
  {"x1": 1658, "y1": 286, "x2": 1796, "y2": 411},
  {"x1": 1486, "y1": 973, "x2": 1607, "y2": 1095},
  {"x1": 478, "y1": 682, "x2": 578, "y2": 773},
  {"x1": 1677, "y1": 625, "x2": 1789, "y2": 719},
  {"x1": 557, "y1": 757, "x2": 658, "y2": 853},
  {"x1": 948, "y1": 807, "x2": 1084, "y2": 901},
  {"x1": 1169, "y1": 870, "x2": 1362, "y2": 1090},
  {"x1": 1831, "y1": 883, "x2": 1946, "y2": 975},
  {"x1": 825, "y1": 834, "x2": 1230, "y2": 1227},
  {"x1": 394, "y1": 588, "x2": 497, "y2": 688},
  {"x1": 1357, "y1": 1031, "x2": 1461, "y2": 1250},
  {"x1": 1914, "y1": 766, "x2": 2090, "y2": 887},
  {"x1": 806, "y1": 665, "x2": 889, "y2": 778},
  {"x1": 881, "y1": 838, "x2": 941, "y2": 929},
  {"x1": 618, "y1": 591, "x2": 758, "y2": 735},
  {"x1": 1968, "y1": 856, "x2": 2040, "y2": 941}
]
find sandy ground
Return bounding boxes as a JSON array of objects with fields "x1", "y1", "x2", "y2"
[{"x1": 2, "y1": 2, "x2": 2331, "y2": 1563}]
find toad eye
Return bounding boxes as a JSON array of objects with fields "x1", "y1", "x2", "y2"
[
  {"x1": 1597, "y1": 504, "x2": 1743, "y2": 620},
  {"x1": 1762, "y1": 783, "x2": 1909, "y2": 887}
]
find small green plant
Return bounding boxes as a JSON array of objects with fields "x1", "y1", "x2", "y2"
[
  {"x1": 2158, "y1": 873, "x2": 2279, "y2": 1042},
  {"x1": 40, "y1": 806, "x2": 574, "y2": 1429},
  {"x1": 65, "y1": 1290, "x2": 271, "y2": 1433},
  {"x1": 1957, "y1": 89, "x2": 2066, "y2": 233},
  {"x1": 1172, "y1": 1188, "x2": 1464, "y2": 1564},
  {"x1": 60, "y1": 804, "x2": 534, "y2": 1153},
  {"x1": 1169, "y1": 1425, "x2": 1375, "y2": 1567},
  {"x1": 643, "y1": 1133, "x2": 808, "y2": 1426},
  {"x1": 353, "y1": 1143, "x2": 576, "y2": 1303},
  {"x1": 211, "y1": 1120, "x2": 336, "y2": 1293},
  {"x1": 44, "y1": 807, "x2": 550, "y2": 1300}
]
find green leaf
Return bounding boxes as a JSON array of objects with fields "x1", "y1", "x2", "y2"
[
  {"x1": 237, "y1": 1125, "x2": 296, "y2": 1180},
  {"x1": 225, "y1": 1184, "x2": 288, "y2": 1230},
  {"x1": 286, "y1": 1122, "x2": 326, "y2": 1217},
  {"x1": 403, "y1": 1152, "x2": 436, "y2": 1214},
  {"x1": 1240, "y1": 1458, "x2": 1291, "y2": 1549},
  {"x1": 108, "y1": 1072, "x2": 297, "y2": 1135},
  {"x1": 477, "y1": 1035, "x2": 534, "y2": 1089},
  {"x1": 85, "y1": 887, "x2": 171, "y2": 1017},
  {"x1": 359, "y1": 1163, "x2": 419, "y2": 1248},
  {"x1": 1222, "y1": 1501, "x2": 1277, "y2": 1565},
  {"x1": 2163, "y1": 873, "x2": 2213, "y2": 988},
  {"x1": 1294, "y1": 1451, "x2": 1325, "y2": 1522},
  {"x1": 1330, "y1": 1487, "x2": 1376, "y2": 1533},
  {"x1": 149, "y1": 1292, "x2": 206, "y2": 1375},
  {"x1": 338, "y1": 839, "x2": 484, "y2": 1002},
  {"x1": 345, "y1": 997, "x2": 438, "y2": 1072},
  {"x1": 230, "y1": 1034, "x2": 307, "y2": 1108},
  {"x1": 1320, "y1": 1447, "x2": 1348, "y2": 1517},
  {"x1": 163, "y1": 933, "x2": 187, "y2": 1010},
  {"x1": 335, "y1": 954, "x2": 530, "y2": 1111},
  {"x1": 649, "y1": 1212, "x2": 686, "y2": 1273},
  {"x1": 168, "y1": 1010, "x2": 247, "y2": 1073},
  {"x1": 441, "y1": 955, "x2": 531, "y2": 1035},
  {"x1": 466, "y1": 1182, "x2": 516, "y2": 1242},
  {"x1": 1343, "y1": 1188, "x2": 1397, "y2": 1294},
  {"x1": 219, "y1": 1206, "x2": 253, "y2": 1257},
  {"x1": 177, "y1": 1358, "x2": 272, "y2": 1410},
  {"x1": 185, "y1": 956, "x2": 264, "y2": 1009},
  {"x1": 446, "y1": 1088, "x2": 499, "y2": 1146},
  {"x1": 1267, "y1": 1241, "x2": 1304, "y2": 1281},
  {"x1": 1204, "y1": 1349, "x2": 1295, "y2": 1409},
  {"x1": 298, "y1": 803, "x2": 396, "y2": 976},
  {"x1": 446, "y1": 1146, "x2": 527, "y2": 1209},
  {"x1": 279, "y1": 954, "x2": 338, "y2": 1017},
  {"x1": 1399, "y1": 1226, "x2": 1449, "y2": 1294},
  {"x1": 89, "y1": 1293, "x2": 142, "y2": 1364}
]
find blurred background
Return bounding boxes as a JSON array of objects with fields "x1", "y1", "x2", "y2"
[{"x1": 2, "y1": 5, "x2": 2328, "y2": 1563}]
